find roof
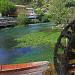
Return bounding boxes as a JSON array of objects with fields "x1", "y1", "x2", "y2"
[
  {"x1": 26, "y1": 8, "x2": 33, "y2": 10},
  {"x1": 15, "y1": 5, "x2": 26, "y2": 8}
]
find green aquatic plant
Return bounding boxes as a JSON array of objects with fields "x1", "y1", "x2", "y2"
[{"x1": 15, "y1": 31, "x2": 60, "y2": 48}]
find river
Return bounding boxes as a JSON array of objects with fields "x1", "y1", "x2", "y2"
[{"x1": 0, "y1": 22, "x2": 57, "y2": 64}]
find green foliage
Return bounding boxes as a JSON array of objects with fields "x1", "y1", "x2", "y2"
[
  {"x1": 35, "y1": 8, "x2": 51, "y2": 22},
  {"x1": 0, "y1": 0, "x2": 15, "y2": 14},
  {"x1": 17, "y1": 13, "x2": 29, "y2": 26},
  {"x1": 15, "y1": 30, "x2": 60, "y2": 48},
  {"x1": 35, "y1": 8, "x2": 43, "y2": 15},
  {"x1": 47, "y1": 0, "x2": 71, "y2": 24},
  {"x1": 36, "y1": 0, "x2": 45, "y2": 7},
  {"x1": 65, "y1": 1, "x2": 75, "y2": 7},
  {"x1": 41, "y1": 13, "x2": 51, "y2": 22},
  {"x1": 34, "y1": 0, "x2": 71, "y2": 24}
]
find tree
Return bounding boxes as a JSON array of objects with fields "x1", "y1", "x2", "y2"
[
  {"x1": 0, "y1": 0, "x2": 16, "y2": 16},
  {"x1": 36, "y1": 0, "x2": 44, "y2": 7},
  {"x1": 47, "y1": 0, "x2": 71, "y2": 24},
  {"x1": 34, "y1": 0, "x2": 72, "y2": 24}
]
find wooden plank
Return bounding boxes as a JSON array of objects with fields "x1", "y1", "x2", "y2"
[
  {"x1": 0, "y1": 65, "x2": 2, "y2": 71},
  {"x1": 1, "y1": 64, "x2": 18, "y2": 71},
  {"x1": 0, "y1": 61, "x2": 49, "y2": 71},
  {"x1": 0, "y1": 61, "x2": 49, "y2": 75}
]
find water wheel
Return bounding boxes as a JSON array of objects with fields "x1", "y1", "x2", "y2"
[{"x1": 54, "y1": 20, "x2": 75, "y2": 75}]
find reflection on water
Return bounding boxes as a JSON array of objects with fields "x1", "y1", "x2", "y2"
[
  {"x1": 0, "y1": 46, "x2": 53, "y2": 64},
  {"x1": 0, "y1": 47, "x2": 32, "y2": 64},
  {"x1": 0, "y1": 22, "x2": 55, "y2": 64},
  {"x1": 0, "y1": 49, "x2": 9, "y2": 64}
]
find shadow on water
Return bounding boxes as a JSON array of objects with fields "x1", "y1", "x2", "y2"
[
  {"x1": 0, "y1": 36, "x2": 18, "y2": 50},
  {"x1": 0, "y1": 47, "x2": 32, "y2": 64}
]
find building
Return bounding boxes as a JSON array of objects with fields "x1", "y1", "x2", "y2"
[
  {"x1": 26, "y1": 8, "x2": 37, "y2": 19},
  {"x1": 15, "y1": 5, "x2": 26, "y2": 14},
  {"x1": 8, "y1": 5, "x2": 37, "y2": 19},
  {"x1": 8, "y1": 5, "x2": 26, "y2": 17}
]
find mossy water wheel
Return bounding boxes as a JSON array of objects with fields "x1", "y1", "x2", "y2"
[{"x1": 54, "y1": 20, "x2": 75, "y2": 75}]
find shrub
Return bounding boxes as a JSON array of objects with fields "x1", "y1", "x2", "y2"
[
  {"x1": 17, "y1": 13, "x2": 29, "y2": 26},
  {"x1": 41, "y1": 13, "x2": 51, "y2": 22}
]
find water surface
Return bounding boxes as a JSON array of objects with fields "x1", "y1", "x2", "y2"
[{"x1": 0, "y1": 22, "x2": 56, "y2": 64}]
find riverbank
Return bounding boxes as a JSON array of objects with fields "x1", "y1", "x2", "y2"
[{"x1": 44, "y1": 64, "x2": 56, "y2": 75}]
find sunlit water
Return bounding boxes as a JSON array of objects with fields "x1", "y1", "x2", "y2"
[{"x1": 0, "y1": 22, "x2": 55, "y2": 64}]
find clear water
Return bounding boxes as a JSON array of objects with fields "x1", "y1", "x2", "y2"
[{"x1": 0, "y1": 22, "x2": 55, "y2": 64}]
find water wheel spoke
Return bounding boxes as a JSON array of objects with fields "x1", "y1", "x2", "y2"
[
  {"x1": 69, "y1": 59, "x2": 75, "y2": 64},
  {"x1": 61, "y1": 31, "x2": 71, "y2": 39},
  {"x1": 57, "y1": 54, "x2": 64, "y2": 62},
  {"x1": 59, "y1": 43, "x2": 66, "y2": 49}
]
